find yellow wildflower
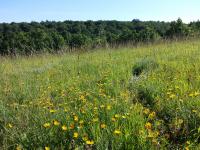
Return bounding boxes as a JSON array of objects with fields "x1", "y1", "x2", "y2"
[
  {"x1": 143, "y1": 108, "x2": 150, "y2": 115},
  {"x1": 145, "y1": 122, "x2": 152, "y2": 130},
  {"x1": 16, "y1": 145, "x2": 22, "y2": 150},
  {"x1": 73, "y1": 132, "x2": 78, "y2": 138},
  {"x1": 53, "y1": 120, "x2": 60, "y2": 126},
  {"x1": 186, "y1": 141, "x2": 190, "y2": 145},
  {"x1": 194, "y1": 91, "x2": 200, "y2": 97},
  {"x1": 92, "y1": 118, "x2": 99, "y2": 122},
  {"x1": 175, "y1": 86, "x2": 179, "y2": 89},
  {"x1": 111, "y1": 117, "x2": 116, "y2": 122},
  {"x1": 147, "y1": 131, "x2": 154, "y2": 138},
  {"x1": 192, "y1": 109, "x2": 197, "y2": 113},
  {"x1": 114, "y1": 129, "x2": 121, "y2": 135},
  {"x1": 175, "y1": 118, "x2": 183, "y2": 125},
  {"x1": 74, "y1": 116, "x2": 79, "y2": 122},
  {"x1": 81, "y1": 109, "x2": 86, "y2": 114},
  {"x1": 148, "y1": 111, "x2": 156, "y2": 119},
  {"x1": 80, "y1": 95, "x2": 85, "y2": 101},
  {"x1": 166, "y1": 92, "x2": 171, "y2": 95},
  {"x1": 189, "y1": 93, "x2": 194, "y2": 97},
  {"x1": 82, "y1": 136, "x2": 88, "y2": 141},
  {"x1": 139, "y1": 129, "x2": 144, "y2": 134},
  {"x1": 45, "y1": 146, "x2": 50, "y2": 150},
  {"x1": 114, "y1": 114, "x2": 120, "y2": 118},
  {"x1": 122, "y1": 115, "x2": 126, "y2": 119},
  {"x1": 100, "y1": 105, "x2": 105, "y2": 108},
  {"x1": 154, "y1": 131, "x2": 160, "y2": 137},
  {"x1": 49, "y1": 109, "x2": 56, "y2": 113},
  {"x1": 169, "y1": 94, "x2": 176, "y2": 99},
  {"x1": 106, "y1": 105, "x2": 111, "y2": 110},
  {"x1": 100, "y1": 123, "x2": 106, "y2": 129},
  {"x1": 43, "y1": 123, "x2": 51, "y2": 128},
  {"x1": 8, "y1": 123, "x2": 13, "y2": 128},
  {"x1": 62, "y1": 125, "x2": 67, "y2": 131},
  {"x1": 86, "y1": 140, "x2": 94, "y2": 145}
]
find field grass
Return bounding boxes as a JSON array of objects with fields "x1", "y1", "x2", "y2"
[{"x1": 1, "y1": 40, "x2": 200, "y2": 149}]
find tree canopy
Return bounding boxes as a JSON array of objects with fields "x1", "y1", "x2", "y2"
[{"x1": 0, "y1": 19, "x2": 199, "y2": 55}]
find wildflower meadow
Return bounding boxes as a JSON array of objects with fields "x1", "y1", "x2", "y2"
[{"x1": 1, "y1": 40, "x2": 200, "y2": 149}]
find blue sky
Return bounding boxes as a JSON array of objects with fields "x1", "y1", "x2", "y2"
[{"x1": 0, "y1": 0, "x2": 199, "y2": 23}]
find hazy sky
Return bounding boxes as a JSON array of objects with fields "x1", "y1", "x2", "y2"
[{"x1": 0, "y1": 0, "x2": 199, "y2": 23}]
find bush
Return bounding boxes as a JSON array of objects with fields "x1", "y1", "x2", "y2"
[{"x1": 132, "y1": 58, "x2": 159, "y2": 76}]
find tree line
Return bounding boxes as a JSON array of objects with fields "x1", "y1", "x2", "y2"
[{"x1": 0, "y1": 18, "x2": 200, "y2": 55}]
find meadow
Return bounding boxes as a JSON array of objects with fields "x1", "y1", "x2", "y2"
[{"x1": 1, "y1": 40, "x2": 200, "y2": 149}]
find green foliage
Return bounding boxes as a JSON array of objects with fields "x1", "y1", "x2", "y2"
[
  {"x1": 70, "y1": 34, "x2": 91, "y2": 49},
  {"x1": 132, "y1": 58, "x2": 159, "y2": 76},
  {"x1": 50, "y1": 31, "x2": 65, "y2": 50},
  {"x1": 166, "y1": 18, "x2": 191, "y2": 38},
  {"x1": 1, "y1": 18, "x2": 200, "y2": 55}
]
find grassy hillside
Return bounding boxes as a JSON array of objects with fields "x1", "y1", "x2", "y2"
[{"x1": 1, "y1": 40, "x2": 200, "y2": 149}]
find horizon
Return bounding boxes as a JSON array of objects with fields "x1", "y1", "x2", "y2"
[
  {"x1": 0, "y1": 0, "x2": 200, "y2": 24},
  {"x1": 0, "y1": 18, "x2": 196, "y2": 24},
  {"x1": 0, "y1": 18, "x2": 199, "y2": 24}
]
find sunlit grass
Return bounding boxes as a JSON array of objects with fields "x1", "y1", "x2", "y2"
[{"x1": 1, "y1": 40, "x2": 200, "y2": 149}]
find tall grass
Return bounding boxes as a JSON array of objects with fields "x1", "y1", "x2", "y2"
[{"x1": 1, "y1": 40, "x2": 200, "y2": 149}]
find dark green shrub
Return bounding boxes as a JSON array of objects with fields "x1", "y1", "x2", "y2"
[{"x1": 132, "y1": 58, "x2": 159, "y2": 76}]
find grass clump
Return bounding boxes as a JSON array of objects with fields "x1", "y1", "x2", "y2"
[{"x1": 132, "y1": 58, "x2": 159, "y2": 76}]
